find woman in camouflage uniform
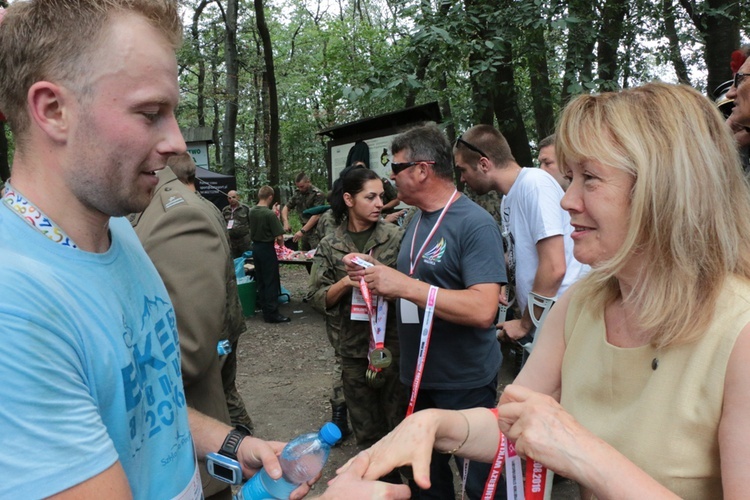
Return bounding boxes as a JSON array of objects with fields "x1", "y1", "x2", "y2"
[{"x1": 308, "y1": 166, "x2": 408, "y2": 448}]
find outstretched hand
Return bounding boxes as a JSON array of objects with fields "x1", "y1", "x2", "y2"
[
  {"x1": 322, "y1": 452, "x2": 411, "y2": 499},
  {"x1": 336, "y1": 410, "x2": 441, "y2": 490}
]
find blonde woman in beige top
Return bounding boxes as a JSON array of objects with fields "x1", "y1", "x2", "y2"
[{"x1": 322, "y1": 83, "x2": 750, "y2": 499}]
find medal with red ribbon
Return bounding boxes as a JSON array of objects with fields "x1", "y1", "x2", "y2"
[{"x1": 351, "y1": 256, "x2": 392, "y2": 388}]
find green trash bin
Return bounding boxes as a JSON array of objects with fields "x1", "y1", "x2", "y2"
[{"x1": 237, "y1": 280, "x2": 257, "y2": 317}]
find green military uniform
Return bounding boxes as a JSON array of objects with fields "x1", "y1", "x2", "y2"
[
  {"x1": 205, "y1": 196, "x2": 255, "y2": 431},
  {"x1": 308, "y1": 220, "x2": 408, "y2": 447},
  {"x1": 286, "y1": 185, "x2": 326, "y2": 250},
  {"x1": 130, "y1": 168, "x2": 251, "y2": 499},
  {"x1": 222, "y1": 203, "x2": 253, "y2": 258},
  {"x1": 309, "y1": 208, "x2": 345, "y2": 408}
]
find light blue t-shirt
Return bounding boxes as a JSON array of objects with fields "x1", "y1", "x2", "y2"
[{"x1": 0, "y1": 209, "x2": 198, "y2": 498}]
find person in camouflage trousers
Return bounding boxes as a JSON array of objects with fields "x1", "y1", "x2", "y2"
[
  {"x1": 309, "y1": 207, "x2": 349, "y2": 428},
  {"x1": 222, "y1": 190, "x2": 253, "y2": 258},
  {"x1": 282, "y1": 172, "x2": 326, "y2": 250},
  {"x1": 308, "y1": 167, "x2": 407, "y2": 449}
]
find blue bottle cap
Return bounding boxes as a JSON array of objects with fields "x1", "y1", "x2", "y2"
[{"x1": 319, "y1": 422, "x2": 342, "y2": 446}]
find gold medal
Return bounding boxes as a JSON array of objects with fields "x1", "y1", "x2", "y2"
[
  {"x1": 369, "y1": 347, "x2": 392, "y2": 369},
  {"x1": 366, "y1": 367, "x2": 386, "y2": 388}
]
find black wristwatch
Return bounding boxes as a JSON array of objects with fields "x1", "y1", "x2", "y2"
[
  {"x1": 205, "y1": 425, "x2": 252, "y2": 485},
  {"x1": 300, "y1": 228, "x2": 307, "y2": 235}
]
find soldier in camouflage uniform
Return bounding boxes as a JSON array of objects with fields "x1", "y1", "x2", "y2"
[
  {"x1": 222, "y1": 190, "x2": 253, "y2": 258},
  {"x1": 308, "y1": 168, "x2": 407, "y2": 448},
  {"x1": 282, "y1": 172, "x2": 326, "y2": 250},
  {"x1": 310, "y1": 207, "x2": 348, "y2": 418}
]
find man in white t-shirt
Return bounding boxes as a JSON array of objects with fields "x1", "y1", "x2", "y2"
[
  {"x1": 454, "y1": 125, "x2": 586, "y2": 342},
  {"x1": 538, "y1": 134, "x2": 569, "y2": 190}
]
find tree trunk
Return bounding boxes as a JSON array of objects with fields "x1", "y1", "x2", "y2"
[
  {"x1": 677, "y1": 0, "x2": 740, "y2": 97},
  {"x1": 561, "y1": 0, "x2": 597, "y2": 105},
  {"x1": 221, "y1": 0, "x2": 239, "y2": 175},
  {"x1": 596, "y1": 0, "x2": 629, "y2": 90},
  {"x1": 492, "y1": 40, "x2": 533, "y2": 168},
  {"x1": 211, "y1": 22, "x2": 222, "y2": 167},
  {"x1": 663, "y1": 0, "x2": 691, "y2": 85},
  {"x1": 255, "y1": 0, "x2": 281, "y2": 192},
  {"x1": 525, "y1": 17, "x2": 555, "y2": 141},
  {"x1": 191, "y1": 0, "x2": 210, "y2": 127},
  {"x1": 702, "y1": 0, "x2": 740, "y2": 97}
]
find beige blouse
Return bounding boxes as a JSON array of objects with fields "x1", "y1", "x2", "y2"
[{"x1": 560, "y1": 276, "x2": 750, "y2": 499}]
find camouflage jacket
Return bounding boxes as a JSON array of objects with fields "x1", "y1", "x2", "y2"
[
  {"x1": 314, "y1": 209, "x2": 338, "y2": 243},
  {"x1": 308, "y1": 220, "x2": 404, "y2": 358},
  {"x1": 286, "y1": 185, "x2": 326, "y2": 224},
  {"x1": 222, "y1": 203, "x2": 252, "y2": 240}
]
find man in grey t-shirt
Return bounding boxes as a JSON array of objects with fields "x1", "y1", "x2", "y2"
[{"x1": 344, "y1": 123, "x2": 507, "y2": 499}]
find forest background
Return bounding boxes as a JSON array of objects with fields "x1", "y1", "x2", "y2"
[{"x1": 1, "y1": 0, "x2": 748, "y2": 196}]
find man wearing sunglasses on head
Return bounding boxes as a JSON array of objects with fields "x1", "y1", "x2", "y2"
[
  {"x1": 344, "y1": 122, "x2": 507, "y2": 499},
  {"x1": 454, "y1": 125, "x2": 587, "y2": 351}
]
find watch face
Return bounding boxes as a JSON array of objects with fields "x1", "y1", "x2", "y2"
[
  {"x1": 212, "y1": 463, "x2": 236, "y2": 482},
  {"x1": 206, "y1": 453, "x2": 242, "y2": 485}
]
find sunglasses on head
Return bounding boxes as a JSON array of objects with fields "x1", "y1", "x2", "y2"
[
  {"x1": 391, "y1": 160, "x2": 436, "y2": 175},
  {"x1": 455, "y1": 135, "x2": 489, "y2": 159}
]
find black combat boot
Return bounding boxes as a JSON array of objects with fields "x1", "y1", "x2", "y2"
[{"x1": 331, "y1": 403, "x2": 352, "y2": 443}]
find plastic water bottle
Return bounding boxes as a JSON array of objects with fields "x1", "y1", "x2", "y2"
[{"x1": 235, "y1": 422, "x2": 342, "y2": 500}]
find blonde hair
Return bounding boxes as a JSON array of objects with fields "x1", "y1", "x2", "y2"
[
  {"x1": 0, "y1": 0, "x2": 181, "y2": 140},
  {"x1": 258, "y1": 186, "x2": 274, "y2": 200},
  {"x1": 557, "y1": 82, "x2": 750, "y2": 349}
]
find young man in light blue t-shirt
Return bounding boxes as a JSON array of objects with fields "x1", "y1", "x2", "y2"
[{"x1": 0, "y1": 2, "x2": 291, "y2": 498}]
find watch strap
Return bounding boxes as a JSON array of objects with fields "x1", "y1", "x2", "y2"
[{"x1": 218, "y1": 425, "x2": 251, "y2": 459}]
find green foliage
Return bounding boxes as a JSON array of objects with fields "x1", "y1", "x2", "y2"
[{"x1": 175, "y1": 0, "x2": 742, "y2": 192}]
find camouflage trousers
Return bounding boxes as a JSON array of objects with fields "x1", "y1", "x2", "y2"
[
  {"x1": 341, "y1": 356, "x2": 408, "y2": 447},
  {"x1": 330, "y1": 353, "x2": 346, "y2": 407},
  {"x1": 229, "y1": 234, "x2": 252, "y2": 259},
  {"x1": 222, "y1": 339, "x2": 254, "y2": 431}
]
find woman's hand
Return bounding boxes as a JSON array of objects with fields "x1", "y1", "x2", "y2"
[
  {"x1": 322, "y1": 452, "x2": 411, "y2": 499},
  {"x1": 498, "y1": 384, "x2": 593, "y2": 479},
  {"x1": 337, "y1": 410, "x2": 442, "y2": 490}
]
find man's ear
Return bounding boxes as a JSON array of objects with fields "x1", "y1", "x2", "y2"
[
  {"x1": 478, "y1": 156, "x2": 491, "y2": 174},
  {"x1": 27, "y1": 81, "x2": 74, "y2": 142}
]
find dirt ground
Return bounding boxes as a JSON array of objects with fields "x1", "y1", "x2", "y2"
[{"x1": 234, "y1": 265, "x2": 578, "y2": 498}]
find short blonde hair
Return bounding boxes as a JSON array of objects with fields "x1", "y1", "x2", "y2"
[
  {"x1": 558, "y1": 82, "x2": 750, "y2": 348},
  {"x1": 0, "y1": 0, "x2": 181, "y2": 140},
  {"x1": 258, "y1": 186, "x2": 274, "y2": 200}
]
